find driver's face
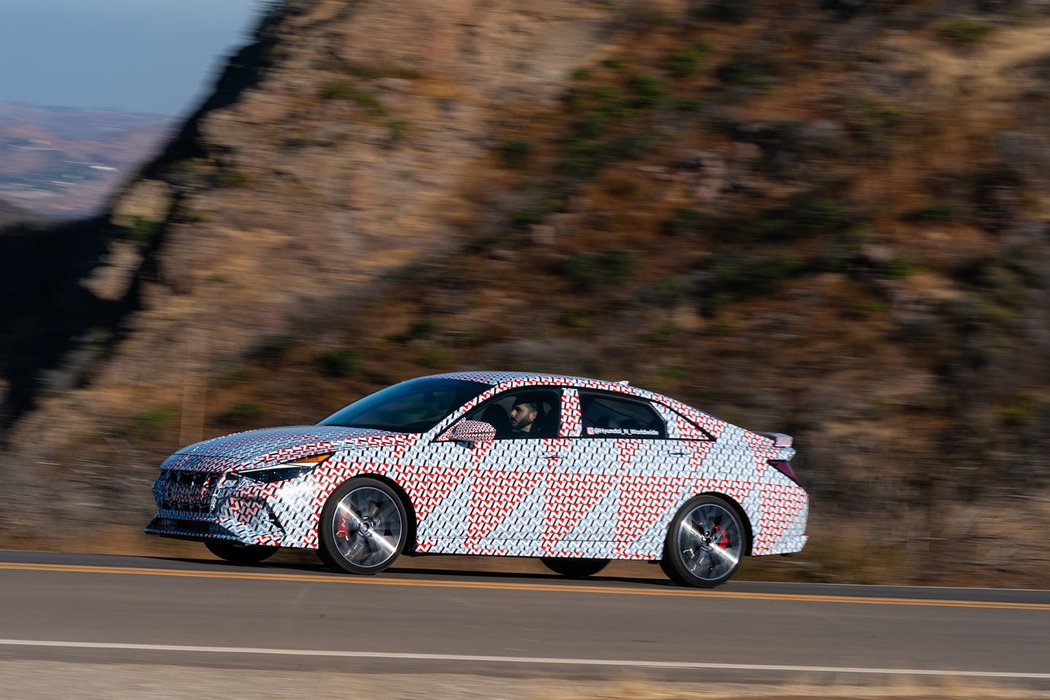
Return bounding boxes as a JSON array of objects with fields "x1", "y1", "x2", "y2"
[{"x1": 510, "y1": 403, "x2": 537, "y2": 431}]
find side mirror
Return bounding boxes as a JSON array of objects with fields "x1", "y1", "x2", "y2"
[{"x1": 444, "y1": 419, "x2": 496, "y2": 444}]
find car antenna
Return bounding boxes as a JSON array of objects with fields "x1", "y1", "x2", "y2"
[{"x1": 617, "y1": 379, "x2": 630, "y2": 385}]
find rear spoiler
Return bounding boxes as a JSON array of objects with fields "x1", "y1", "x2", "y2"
[{"x1": 757, "y1": 432, "x2": 793, "y2": 448}]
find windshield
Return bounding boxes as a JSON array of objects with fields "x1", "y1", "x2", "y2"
[{"x1": 319, "y1": 377, "x2": 489, "y2": 433}]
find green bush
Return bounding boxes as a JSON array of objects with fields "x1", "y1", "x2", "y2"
[
  {"x1": 729, "y1": 190, "x2": 857, "y2": 242},
  {"x1": 663, "y1": 207, "x2": 704, "y2": 236},
  {"x1": 559, "y1": 309, "x2": 593, "y2": 330},
  {"x1": 626, "y1": 73, "x2": 669, "y2": 108},
  {"x1": 319, "y1": 81, "x2": 387, "y2": 116},
  {"x1": 663, "y1": 46, "x2": 710, "y2": 78},
  {"x1": 127, "y1": 217, "x2": 163, "y2": 245},
  {"x1": 314, "y1": 347, "x2": 362, "y2": 377},
  {"x1": 699, "y1": 253, "x2": 807, "y2": 315},
  {"x1": 715, "y1": 54, "x2": 780, "y2": 90},
  {"x1": 418, "y1": 344, "x2": 452, "y2": 369},
  {"x1": 220, "y1": 401, "x2": 262, "y2": 427},
  {"x1": 499, "y1": 138, "x2": 535, "y2": 168},
  {"x1": 885, "y1": 255, "x2": 918, "y2": 279},
  {"x1": 938, "y1": 18, "x2": 995, "y2": 48},
  {"x1": 908, "y1": 202, "x2": 956, "y2": 224},
  {"x1": 557, "y1": 249, "x2": 635, "y2": 291},
  {"x1": 392, "y1": 317, "x2": 437, "y2": 343},
  {"x1": 215, "y1": 171, "x2": 252, "y2": 188},
  {"x1": 131, "y1": 406, "x2": 175, "y2": 441},
  {"x1": 845, "y1": 98, "x2": 908, "y2": 150}
]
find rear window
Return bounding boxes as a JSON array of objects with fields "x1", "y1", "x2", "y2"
[{"x1": 579, "y1": 392, "x2": 666, "y2": 439}]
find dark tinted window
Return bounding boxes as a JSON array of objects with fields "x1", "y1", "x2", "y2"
[
  {"x1": 320, "y1": 377, "x2": 488, "y2": 433},
  {"x1": 465, "y1": 388, "x2": 561, "y2": 439},
  {"x1": 580, "y1": 392, "x2": 665, "y2": 438}
]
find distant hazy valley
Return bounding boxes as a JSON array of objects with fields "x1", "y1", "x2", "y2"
[{"x1": 0, "y1": 103, "x2": 173, "y2": 218}]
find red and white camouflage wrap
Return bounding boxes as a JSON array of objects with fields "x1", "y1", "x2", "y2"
[{"x1": 146, "y1": 372, "x2": 808, "y2": 560}]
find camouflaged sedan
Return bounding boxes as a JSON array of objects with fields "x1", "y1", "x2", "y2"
[{"x1": 146, "y1": 371, "x2": 808, "y2": 587}]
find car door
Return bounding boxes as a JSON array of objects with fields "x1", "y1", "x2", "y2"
[
  {"x1": 431, "y1": 387, "x2": 564, "y2": 555},
  {"x1": 551, "y1": 390, "x2": 688, "y2": 558}
]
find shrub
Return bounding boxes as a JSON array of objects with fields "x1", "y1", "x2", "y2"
[
  {"x1": 499, "y1": 138, "x2": 535, "y2": 168},
  {"x1": 729, "y1": 189, "x2": 857, "y2": 242},
  {"x1": 938, "y1": 17, "x2": 995, "y2": 48},
  {"x1": 663, "y1": 207, "x2": 704, "y2": 236},
  {"x1": 907, "y1": 202, "x2": 956, "y2": 224},
  {"x1": 626, "y1": 73, "x2": 669, "y2": 108},
  {"x1": 418, "y1": 345, "x2": 452, "y2": 369},
  {"x1": 715, "y1": 54, "x2": 780, "y2": 90},
  {"x1": 557, "y1": 249, "x2": 635, "y2": 291},
  {"x1": 314, "y1": 347, "x2": 361, "y2": 377},
  {"x1": 387, "y1": 119, "x2": 408, "y2": 145},
  {"x1": 845, "y1": 99, "x2": 908, "y2": 150},
  {"x1": 347, "y1": 64, "x2": 384, "y2": 80},
  {"x1": 392, "y1": 317, "x2": 437, "y2": 343},
  {"x1": 699, "y1": 253, "x2": 806, "y2": 315},
  {"x1": 559, "y1": 309, "x2": 593, "y2": 330},
  {"x1": 663, "y1": 45, "x2": 710, "y2": 78},
  {"x1": 885, "y1": 255, "x2": 919, "y2": 279},
  {"x1": 131, "y1": 406, "x2": 175, "y2": 441},
  {"x1": 215, "y1": 171, "x2": 252, "y2": 188},
  {"x1": 127, "y1": 217, "x2": 162, "y2": 245},
  {"x1": 319, "y1": 81, "x2": 387, "y2": 116},
  {"x1": 220, "y1": 401, "x2": 262, "y2": 427}
]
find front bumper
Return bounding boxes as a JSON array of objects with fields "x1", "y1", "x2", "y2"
[{"x1": 145, "y1": 467, "x2": 323, "y2": 549}]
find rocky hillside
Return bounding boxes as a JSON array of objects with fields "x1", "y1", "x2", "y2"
[{"x1": 2, "y1": 0, "x2": 1050, "y2": 586}]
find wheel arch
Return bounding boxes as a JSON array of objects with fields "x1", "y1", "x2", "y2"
[
  {"x1": 353, "y1": 473, "x2": 419, "y2": 554},
  {"x1": 699, "y1": 491, "x2": 754, "y2": 556}
]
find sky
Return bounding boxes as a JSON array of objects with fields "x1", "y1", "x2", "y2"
[{"x1": 0, "y1": 0, "x2": 265, "y2": 115}]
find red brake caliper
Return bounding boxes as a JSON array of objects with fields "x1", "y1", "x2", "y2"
[
  {"x1": 715, "y1": 524, "x2": 730, "y2": 549},
  {"x1": 336, "y1": 513, "x2": 350, "y2": 540}
]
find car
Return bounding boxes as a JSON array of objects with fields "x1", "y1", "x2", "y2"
[{"x1": 146, "y1": 371, "x2": 808, "y2": 587}]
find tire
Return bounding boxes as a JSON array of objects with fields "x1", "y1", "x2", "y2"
[
  {"x1": 662, "y1": 494, "x2": 747, "y2": 588},
  {"x1": 204, "y1": 539, "x2": 279, "y2": 565},
  {"x1": 540, "y1": 557, "x2": 609, "y2": 578},
  {"x1": 318, "y1": 477, "x2": 408, "y2": 575}
]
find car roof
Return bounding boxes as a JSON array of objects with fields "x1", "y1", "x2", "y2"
[{"x1": 430, "y1": 371, "x2": 657, "y2": 399}]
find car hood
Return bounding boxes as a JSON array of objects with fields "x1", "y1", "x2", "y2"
[{"x1": 161, "y1": 425, "x2": 410, "y2": 472}]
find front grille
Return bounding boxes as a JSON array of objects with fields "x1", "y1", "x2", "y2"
[{"x1": 157, "y1": 469, "x2": 223, "y2": 513}]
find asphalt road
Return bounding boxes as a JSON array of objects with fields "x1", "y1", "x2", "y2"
[{"x1": 1, "y1": 550, "x2": 1049, "y2": 687}]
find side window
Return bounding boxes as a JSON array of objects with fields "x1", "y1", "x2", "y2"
[
  {"x1": 465, "y1": 388, "x2": 561, "y2": 440},
  {"x1": 580, "y1": 392, "x2": 665, "y2": 439}
]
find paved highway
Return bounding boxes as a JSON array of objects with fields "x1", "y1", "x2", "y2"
[{"x1": 1, "y1": 550, "x2": 1048, "y2": 687}]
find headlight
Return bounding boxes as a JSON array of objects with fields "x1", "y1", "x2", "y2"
[{"x1": 238, "y1": 453, "x2": 332, "y2": 483}]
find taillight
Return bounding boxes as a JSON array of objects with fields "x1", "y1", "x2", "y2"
[{"x1": 768, "y1": 459, "x2": 797, "y2": 482}]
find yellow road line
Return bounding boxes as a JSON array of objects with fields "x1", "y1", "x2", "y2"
[{"x1": 1, "y1": 562, "x2": 1048, "y2": 611}]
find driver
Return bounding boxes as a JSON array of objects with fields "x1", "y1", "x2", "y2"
[{"x1": 509, "y1": 399, "x2": 539, "y2": 437}]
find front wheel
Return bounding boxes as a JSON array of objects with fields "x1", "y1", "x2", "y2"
[
  {"x1": 318, "y1": 477, "x2": 408, "y2": 575},
  {"x1": 662, "y1": 495, "x2": 747, "y2": 588},
  {"x1": 540, "y1": 557, "x2": 609, "y2": 578},
  {"x1": 205, "y1": 540, "x2": 279, "y2": 565}
]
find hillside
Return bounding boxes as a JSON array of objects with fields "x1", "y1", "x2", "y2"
[{"x1": 1, "y1": 0, "x2": 1049, "y2": 586}]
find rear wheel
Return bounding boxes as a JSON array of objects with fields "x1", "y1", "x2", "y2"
[
  {"x1": 540, "y1": 557, "x2": 609, "y2": 578},
  {"x1": 662, "y1": 495, "x2": 746, "y2": 588},
  {"x1": 204, "y1": 540, "x2": 278, "y2": 565},
  {"x1": 319, "y1": 477, "x2": 408, "y2": 575}
]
